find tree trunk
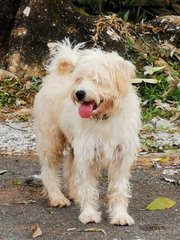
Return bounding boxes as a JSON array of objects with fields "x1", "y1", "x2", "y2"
[{"x1": 0, "y1": 0, "x2": 95, "y2": 75}]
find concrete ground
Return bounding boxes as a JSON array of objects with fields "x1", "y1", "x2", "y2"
[{"x1": 0, "y1": 154, "x2": 179, "y2": 240}]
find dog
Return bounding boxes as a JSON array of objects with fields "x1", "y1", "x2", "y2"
[{"x1": 33, "y1": 39, "x2": 141, "y2": 225}]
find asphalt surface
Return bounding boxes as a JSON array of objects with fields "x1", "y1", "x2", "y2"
[{"x1": 0, "y1": 155, "x2": 179, "y2": 240}]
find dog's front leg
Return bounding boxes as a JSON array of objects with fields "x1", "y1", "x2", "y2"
[
  {"x1": 107, "y1": 147, "x2": 135, "y2": 226},
  {"x1": 36, "y1": 126, "x2": 70, "y2": 208},
  {"x1": 74, "y1": 152, "x2": 101, "y2": 224}
]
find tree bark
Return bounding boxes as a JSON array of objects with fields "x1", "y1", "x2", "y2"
[{"x1": 0, "y1": 0, "x2": 95, "y2": 75}]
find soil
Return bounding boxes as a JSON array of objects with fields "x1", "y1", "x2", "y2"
[{"x1": 0, "y1": 154, "x2": 179, "y2": 240}]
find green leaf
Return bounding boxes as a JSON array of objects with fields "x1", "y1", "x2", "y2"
[
  {"x1": 145, "y1": 197, "x2": 176, "y2": 210},
  {"x1": 123, "y1": 10, "x2": 129, "y2": 22}
]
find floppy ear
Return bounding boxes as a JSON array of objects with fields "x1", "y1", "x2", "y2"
[
  {"x1": 121, "y1": 59, "x2": 136, "y2": 81},
  {"x1": 46, "y1": 38, "x2": 83, "y2": 75},
  {"x1": 47, "y1": 41, "x2": 74, "y2": 74},
  {"x1": 107, "y1": 52, "x2": 136, "y2": 95},
  {"x1": 108, "y1": 52, "x2": 136, "y2": 80},
  {"x1": 58, "y1": 59, "x2": 74, "y2": 74}
]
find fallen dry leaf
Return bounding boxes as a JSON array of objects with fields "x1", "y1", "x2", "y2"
[
  {"x1": 14, "y1": 108, "x2": 32, "y2": 117},
  {"x1": 0, "y1": 69, "x2": 18, "y2": 81},
  {"x1": 18, "y1": 200, "x2": 36, "y2": 205},
  {"x1": 162, "y1": 169, "x2": 179, "y2": 176},
  {"x1": 106, "y1": 27, "x2": 121, "y2": 41},
  {"x1": 12, "y1": 179, "x2": 22, "y2": 186},
  {"x1": 67, "y1": 228, "x2": 77, "y2": 231},
  {"x1": 162, "y1": 177, "x2": 176, "y2": 184},
  {"x1": 132, "y1": 78, "x2": 158, "y2": 84},
  {"x1": 160, "y1": 15, "x2": 180, "y2": 25},
  {"x1": 145, "y1": 197, "x2": 176, "y2": 210},
  {"x1": 155, "y1": 58, "x2": 170, "y2": 72},
  {"x1": 159, "y1": 156, "x2": 170, "y2": 164},
  {"x1": 32, "y1": 224, "x2": 42, "y2": 238},
  {"x1": 154, "y1": 100, "x2": 170, "y2": 111},
  {"x1": 161, "y1": 41, "x2": 180, "y2": 60},
  {"x1": 170, "y1": 112, "x2": 180, "y2": 122},
  {"x1": 152, "y1": 156, "x2": 171, "y2": 166},
  {"x1": 84, "y1": 228, "x2": 107, "y2": 236},
  {"x1": 24, "y1": 81, "x2": 32, "y2": 90},
  {"x1": 144, "y1": 66, "x2": 165, "y2": 75},
  {"x1": 0, "y1": 170, "x2": 7, "y2": 175}
]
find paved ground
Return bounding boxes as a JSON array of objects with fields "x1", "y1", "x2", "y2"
[{"x1": 0, "y1": 154, "x2": 179, "y2": 240}]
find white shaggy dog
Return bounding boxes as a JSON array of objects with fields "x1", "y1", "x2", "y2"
[{"x1": 33, "y1": 39, "x2": 141, "y2": 225}]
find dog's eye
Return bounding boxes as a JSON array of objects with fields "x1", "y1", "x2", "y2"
[
  {"x1": 92, "y1": 78, "x2": 101, "y2": 85},
  {"x1": 75, "y1": 77, "x2": 82, "y2": 83}
]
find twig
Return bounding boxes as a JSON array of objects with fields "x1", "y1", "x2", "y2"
[{"x1": 2, "y1": 123, "x2": 28, "y2": 131}]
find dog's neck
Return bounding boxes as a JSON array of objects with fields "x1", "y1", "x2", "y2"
[{"x1": 93, "y1": 114, "x2": 110, "y2": 121}]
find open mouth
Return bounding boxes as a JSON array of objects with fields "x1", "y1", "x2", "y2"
[{"x1": 78, "y1": 100, "x2": 102, "y2": 118}]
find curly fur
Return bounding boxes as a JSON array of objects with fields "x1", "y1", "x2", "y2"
[{"x1": 33, "y1": 39, "x2": 141, "y2": 225}]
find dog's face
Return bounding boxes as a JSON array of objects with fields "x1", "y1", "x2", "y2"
[{"x1": 70, "y1": 50, "x2": 136, "y2": 120}]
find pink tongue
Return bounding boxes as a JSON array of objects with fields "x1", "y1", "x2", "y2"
[{"x1": 79, "y1": 102, "x2": 94, "y2": 118}]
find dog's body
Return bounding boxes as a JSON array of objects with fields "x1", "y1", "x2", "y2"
[{"x1": 33, "y1": 39, "x2": 141, "y2": 225}]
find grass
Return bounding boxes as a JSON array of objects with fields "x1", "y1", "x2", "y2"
[
  {"x1": 0, "y1": 40, "x2": 179, "y2": 124},
  {"x1": 0, "y1": 69, "x2": 179, "y2": 122},
  {"x1": 138, "y1": 69, "x2": 180, "y2": 121},
  {"x1": 0, "y1": 70, "x2": 179, "y2": 122}
]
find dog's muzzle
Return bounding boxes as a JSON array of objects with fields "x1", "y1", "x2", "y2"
[{"x1": 74, "y1": 91, "x2": 110, "y2": 121}]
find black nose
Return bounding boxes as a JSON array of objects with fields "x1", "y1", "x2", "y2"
[{"x1": 75, "y1": 90, "x2": 86, "y2": 101}]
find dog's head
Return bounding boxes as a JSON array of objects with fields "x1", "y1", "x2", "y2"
[
  {"x1": 46, "y1": 40, "x2": 136, "y2": 120},
  {"x1": 71, "y1": 49, "x2": 136, "y2": 120}
]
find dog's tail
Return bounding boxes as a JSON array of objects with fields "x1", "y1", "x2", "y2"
[{"x1": 46, "y1": 38, "x2": 85, "y2": 75}]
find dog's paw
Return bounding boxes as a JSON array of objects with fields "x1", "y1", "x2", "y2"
[
  {"x1": 68, "y1": 191, "x2": 77, "y2": 202},
  {"x1": 50, "y1": 196, "x2": 71, "y2": 208},
  {"x1": 79, "y1": 211, "x2": 101, "y2": 224},
  {"x1": 110, "y1": 213, "x2": 134, "y2": 226}
]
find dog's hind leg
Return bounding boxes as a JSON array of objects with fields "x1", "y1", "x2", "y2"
[
  {"x1": 107, "y1": 146, "x2": 135, "y2": 226},
  {"x1": 36, "y1": 125, "x2": 70, "y2": 208}
]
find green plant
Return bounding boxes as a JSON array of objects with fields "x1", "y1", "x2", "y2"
[
  {"x1": 0, "y1": 77, "x2": 42, "y2": 107},
  {"x1": 138, "y1": 71, "x2": 180, "y2": 121},
  {"x1": 72, "y1": 0, "x2": 102, "y2": 12},
  {"x1": 71, "y1": 0, "x2": 153, "y2": 22},
  {"x1": 0, "y1": 78, "x2": 22, "y2": 107}
]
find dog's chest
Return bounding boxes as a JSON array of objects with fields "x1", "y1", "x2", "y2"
[
  {"x1": 59, "y1": 101, "x2": 120, "y2": 164},
  {"x1": 72, "y1": 129, "x2": 118, "y2": 167},
  {"x1": 94, "y1": 139, "x2": 116, "y2": 167}
]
